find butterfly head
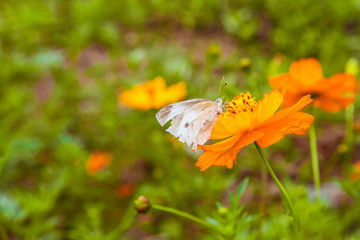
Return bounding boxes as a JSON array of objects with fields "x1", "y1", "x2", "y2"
[{"x1": 215, "y1": 98, "x2": 224, "y2": 114}]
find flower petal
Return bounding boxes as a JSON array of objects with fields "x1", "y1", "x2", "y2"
[
  {"x1": 268, "y1": 74, "x2": 289, "y2": 90},
  {"x1": 154, "y1": 81, "x2": 187, "y2": 108},
  {"x1": 269, "y1": 75, "x2": 309, "y2": 107},
  {"x1": 312, "y1": 73, "x2": 358, "y2": 112},
  {"x1": 196, "y1": 151, "x2": 227, "y2": 171},
  {"x1": 257, "y1": 112, "x2": 314, "y2": 147},
  {"x1": 119, "y1": 77, "x2": 187, "y2": 110},
  {"x1": 313, "y1": 73, "x2": 357, "y2": 94},
  {"x1": 197, "y1": 130, "x2": 263, "y2": 171},
  {"x1": 200, "y1": 135, "x2": 241, "y2": 152},
  {"x1": 262, "y1": 94, "x2": 313, "y2": 126},
  {"x1": 119, "y1": 87, "x2": 152, "y2": 110},
  {"x1": 289, "y1": 58, "x2": 323, "y2": 86},
  {"x1": 314, "y1": 96, "x2": 355, "y2": 112},
  {"x1": 210, "y1": 111, "x2": 252, "y2": 139},
  {"x1": 252, "y1": 89, "x2": 283, "y2": 127}
]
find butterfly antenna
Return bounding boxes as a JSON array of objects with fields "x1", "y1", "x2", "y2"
[{"x1": 218, "y1": 76, "x2": 228, "y2": 97}]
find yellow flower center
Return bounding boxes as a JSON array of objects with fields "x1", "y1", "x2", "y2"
[{"x1": 225, "y1": 92, "x2": 257, "y2": 115}]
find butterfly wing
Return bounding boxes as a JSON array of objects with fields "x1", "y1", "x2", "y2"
[
  {"x1": 166, "y1": 101, "x2": 222, "y2": 150},
  {"x1": 156, "y1": 99, "x2": 207, "y2": 126}
]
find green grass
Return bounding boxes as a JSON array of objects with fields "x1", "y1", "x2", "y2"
[{"x1": 0, "y1": 0, "x2": 360, "y2": 239}]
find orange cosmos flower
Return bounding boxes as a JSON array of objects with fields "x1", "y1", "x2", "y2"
[
  {"x1": 350, "y1": 161, "x2": 360, "y2": 182},
  {"x1": 196, "y1": 90, "x2": 314, "y2": 171},
  {"x1": 119, "y1": 77, "x2": 186, "y2": 110},
  {"x1": 86, "y1": 152, "x2": 112, "y2": 175},
  {"x1": 115, "y1": 183, "x2": 136, "y2": 198},
  {"x1": 269, "y1": 58, "x2": 358, "y2": 113}
]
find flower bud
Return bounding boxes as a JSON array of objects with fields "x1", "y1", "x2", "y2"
[
  {"x1": 345, "y1": 58, "x2": 359, "y2": 77},
  {"x1": 217, "y1": 205, "x2": 229, "y2": 216},
  {"x1": 238, "y1": 57, "x2": 251, "y2": 70},
  {"x1": 206, "y1": 44, "x2": 221, "y2": 61},
  {"x1": 134, "y1": 196, "x2": 151, "y2": 213}
]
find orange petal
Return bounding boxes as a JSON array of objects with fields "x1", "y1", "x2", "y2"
[
  {"x1": 144, "y1": 76, "x2": 166, "y2": 91},
  {"x1": 211, "y1": 150, "x2": 238, "y2": 169},
  {"x1": 257, "y1": 112, "x2": 314, "y2": 147},
  {"x1": 197, "y1": 131, "x2": 263, "y2": 171},
  {"x1": 256, "y1": 132, "x2": 286, "y2": 148},
  {"x1": 119, "y1": 77, "x2": 187, "y2": 110},
  {"x1": 314, "y1": 96, "x2": 355, "y2": 112},
  {"x1": 211, "y1": 111, "x2": 252, "y2": 140},
  {"x1": 269, "y1": 74, "x2": 310, "y2": 107},
  {"x1": 281, "y1": 90, "x2": 306, "y2": 108},
  {"x1": 252, "y1": 89, "x2": 283, "y2": 127},
  {"x1": 269, "y1": 74, "x2": 303, "y2": 92},
  {"x1": 312, "y1": 73, "x2": 358, "y2": 112},
  {"x1": 289, "y1": 58, "x2": 323, "y2": 86},
  {"x1": 154, "y1": 81, "x2": 187, "y2": 108},
  {"x1": 233, "y1": 130, "x2": 264, "y2": 150},
  {"x1": 314, "y1": 73, "x2": 357, "y2": 94},
  {"x1": 196, "y1": 151, "x2": 233, "y2": 171},
  {"x1": 119, "y1": 88, "x2": 152, "y2": 110},
  {"x1": 166, "y1": 81, "x2": 187, "y2": 102},
  {"x1": 211, "y1": 130, "x2": 263, "y2": 168},
  {"x1": 269, "y1": 74, "x2": 289, "y2": 90},
  {"x1": 200, "y1": 135, "x2": 241, "y2": 152},
  {"x1": 86, "y1": 152, "x2": 112, "y2": 175},
  {"x1": 263, "y1": 94, "x2": 313, "y2": 125}
]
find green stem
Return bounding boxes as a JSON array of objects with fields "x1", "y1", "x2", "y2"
[
  {"x1": 152, "y1": 204, "x2": 224, "y2": 237},
  {"x1": 309, "y1": 124, "x2": 321, "y2": 201},
  {"x1": 345, "y1": 104, "x2": 355, "y2": 177},
  {"x1": 254, "y1": 142, "x2": 298, "y2": 232}
]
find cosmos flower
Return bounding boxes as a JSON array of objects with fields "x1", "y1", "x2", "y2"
[
  {"x1": 119, "y1": 77, "x2": 186, "y2": 110},
  {"x1": 115, "y1": 183, "x2": 136, "y2": 198},
  {"x1": 86, "y1": 152, "x2": 112, "y2": 175},
  {"x1": 196, "y1": 90, "x2": 314, "y2": 171},
  {"x1": 269, "y1": 58, "x2": 358, "y2": 113}
]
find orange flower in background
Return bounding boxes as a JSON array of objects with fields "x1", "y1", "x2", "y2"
[
  {"x1": 86, "y1": 152, "x2": 112, "y2": 175},
  {"x1": 119, "y1": 77, "x2": 186, "y2": 110},
  {"x1": 269, "y1": 58, "x2": 358, "y2": 113},
  {"x1": 115, "y1": 183, "x2": 136, "y2": 198},
  {"x1": 196, "y1": 90, "x2": 314, "y2": 171},
  {"x1": 350, "y1": 161, "x2": 360, "y2": 182}
]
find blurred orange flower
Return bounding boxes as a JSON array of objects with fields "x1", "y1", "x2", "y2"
[
  {"x1": 350, "y1": 161, "x2": 360, "y2": 182},
  {"x1": 119, "y1": 77, "x2": 186, "y2": 110},
  {"x1": 269, "y1": 58, "x2": 358, "y2": 113},
  {"x1": 86, "y1": 152, "x2": 112, "y2": 175},
  {"x1": 196, "y1": 90, "x2": 314, "y2": 171},
  {"x1": 115, "y1": 183, "x2": 136, "y2": 198}
]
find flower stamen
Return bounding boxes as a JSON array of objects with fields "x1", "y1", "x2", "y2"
[{"x1": 224, "y1": 92, "x2": 257, "y2": 116}]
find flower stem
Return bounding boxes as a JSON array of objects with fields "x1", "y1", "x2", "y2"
[
  {"x1": 254, "y1": 142, "x2": 298, "y2": 231},
  {"x1": 309, "y1": 124, "x2": 321, "y2": 201},
  {"x1": 152, "y1": 204, "x2": 224, "y2": 237}
]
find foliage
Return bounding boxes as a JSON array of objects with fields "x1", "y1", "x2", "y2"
[{"x1": 0, "y1": 0, "x2": 360, "y2": 239}]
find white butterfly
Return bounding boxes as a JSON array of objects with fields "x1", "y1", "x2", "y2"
[{"x1": 156, "y1": 98, "x2": 224, "y2": 150}]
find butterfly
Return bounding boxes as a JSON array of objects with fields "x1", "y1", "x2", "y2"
[{"x1": 156, "y1": 98, "x2": 224, "y2": 150}]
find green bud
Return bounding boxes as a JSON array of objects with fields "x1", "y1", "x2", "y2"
[
  {"x1": 134, "y1": 196, "x2": 151, "y2": 213},
  {"x1": 217, "y1": 206, "x2": 229, "y2": 215},
  {"x1": 239, "y1": 57, "x2": 251, "y2": 70},
  {"x1": 345, "y1": 58, "x2": 359, "y2": 77},
  {"x1": 206, "y1": 44, "x2": 222, "y2": 61}
]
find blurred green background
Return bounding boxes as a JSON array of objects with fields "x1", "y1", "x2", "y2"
[{"x1": 1, "y1": 0, "x2": 360, "y2": 239}]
